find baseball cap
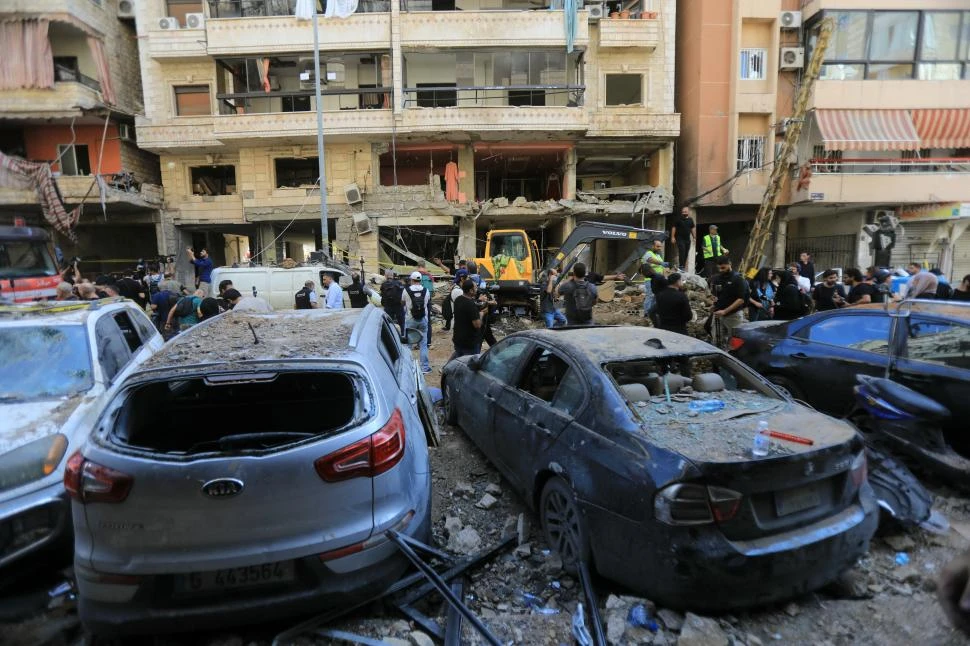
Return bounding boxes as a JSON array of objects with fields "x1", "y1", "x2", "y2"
[{"x1": 409, "y1": 271, "x2": 422, "y2": 281}]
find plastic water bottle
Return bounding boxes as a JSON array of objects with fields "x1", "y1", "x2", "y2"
[
  {"x1": 688, "y1": 399, "x2": 725, "y2": 413},
  {"x1": 752, "y1": 420, "x2": 770, "y2": 457}
]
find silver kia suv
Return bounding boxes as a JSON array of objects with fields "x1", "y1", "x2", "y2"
[{"x1": 68, "y1": 306, "x2": 433, "y2": 636}]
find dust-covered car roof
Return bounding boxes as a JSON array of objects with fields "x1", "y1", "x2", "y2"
[
  {"x1": 142, "y1": 308, "x2": 367, "y2": 370},
  {"x1": 0, "y1": 298, "x2": 128, "y2": 325},
  {"x1": 512, "y1": 326, "x2": 718, "y2": 363}
]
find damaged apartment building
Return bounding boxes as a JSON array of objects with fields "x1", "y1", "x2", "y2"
[
  {"x1": 134, "y1": 0, "x2": 678, "y2": 279},
  {"x1": 0, "y1": 0, "x2": 163, "y2": 276}
]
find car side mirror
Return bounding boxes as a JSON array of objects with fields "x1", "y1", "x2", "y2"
[{"x1": 467, "y1": 355, "x2": 483, "y2": 371}]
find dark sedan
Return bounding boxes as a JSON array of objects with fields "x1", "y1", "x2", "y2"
[
  {"x1": 441, "y1": 326, "x2": 877, "y2": 611},
  {"x1": 729, "y1": 301, "x2": 970, "y2": 453}
]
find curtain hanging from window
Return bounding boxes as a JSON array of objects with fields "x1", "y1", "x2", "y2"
[
  {"x1": 86, "y1": 36, "x2": 116, "y2": 105},
  {"x1": 0, "y1": 19, "x2": 54, "y2": 90}
]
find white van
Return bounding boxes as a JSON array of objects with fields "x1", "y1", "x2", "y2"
[{"x1": 210, "y1": 266, "x2": 348, "y2": 310}]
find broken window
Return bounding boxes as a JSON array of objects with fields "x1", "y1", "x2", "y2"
[
  {"x1": 519, "y1": 348, "x2": 571, "y2": 403},
  {"x1": 605, "y1": 74, "x2": 642, "y2": 106},
  {"x1": 275, "y1": 157, "x2": 319, "y2": 188},
  {"x1": 175, "y1": 85, "x2": 211, "y2": 116},
  {"x1": 191, "y1": 165, "x2": 237, "y2": 196},
  {"x1": 57, "y1": 144, "x2": 90, "y2": 176}
]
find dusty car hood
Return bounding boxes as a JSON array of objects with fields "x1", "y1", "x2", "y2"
[
  {"x1": 629, "y1": 392, "x2": 856, "y2": 463},
  {"x1": 0, "y1": 395, "x2": 90, "y2": 453}
]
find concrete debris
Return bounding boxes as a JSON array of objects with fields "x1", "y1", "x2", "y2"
[
  {"x1": 512, "y1": 196, "x2": 528, "y2": 207},
  {"x1": 485, "y1": 482, "x2": 502, "y2": 496},
  {"x1": 517, "y1": 513, "x2": 531, "y2": 545},
  {"x1": 513, "y1": 543, "x2": 532, "y2": 558},
  {"x1": 883, "y1": 533, "x2": 916, "y2": 552},
  {"x1": 408, "y1": 630, "x2": 435, "y2": 646},
  {"x1": 783, "y1": 602, "x2": 800, "y2": 617},
  {"x1": 447, "y1": 526, "x2": 482, "y2": 554},
  {"x1": 454, "y1": 481, "x2": 476, "y2": 497},
  {"x1": 444, "y1": 515, "x2": 462, "y2": 537},
  {"x1": 746, "y1": 634, "x2": 764, "y2": 646},
  {"x1": 607, "y1": 610, "x2": 626, "y2": 643},
  {"x1": 383, "y1": 638, "x2": 411, "y2": 646},
  {"x1": 542, "y1": 553, "x2": 564, "y2": 574},
  {"x1": 677, "y1": 613, "x2": 729, "y2": 646},
  {"x1": 476, "y1": 493, "x2": 499, "y2": 509},
  {"x1": 493, "y1": 197, "x2": 510, "y2": 207},
  {"x1": 658, "y1": 608, "x2": 685, "y2": 631},
  {"x1": 605, "y1": 594, "x2": 626, "y2": 610}
]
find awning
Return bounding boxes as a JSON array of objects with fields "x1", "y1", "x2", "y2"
[
  {"x1": 911, "y1": 109, "x2": 970, "y2": 149},
  {"x1": 814, "y1": 109, "x2": 920, "y2": 151}
]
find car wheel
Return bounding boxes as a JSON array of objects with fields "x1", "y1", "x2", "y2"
[
  {"x1": 443, "y1": 380, "x2": 459, "y2": 426},
  {"x1": 539, "y1": 477, "x2": 591, "y2": 573},
  {"x1": 767, "y1": 375, "x2": 804, "y2": 401}
]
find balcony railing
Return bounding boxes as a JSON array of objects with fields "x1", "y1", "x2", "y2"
[
  {"x1": 216, "y1": 87, "x2": 392, "y2": 114},
  {"x1": 809, "y1": 157, "x2": 970, "y2": 174},
  {"x1": 53, "y1": 59, "x2": 101, "y2": 92},
  {"x1": 402, "y1": 85, "x2": 585, "y2": 108},
  {"x1": 206, "y1": 0, "x2": 389, "y2": 17}
]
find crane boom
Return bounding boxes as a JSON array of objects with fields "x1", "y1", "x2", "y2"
[{"x1": 740, "y1": 17, "x2": 835, "y2": 277}]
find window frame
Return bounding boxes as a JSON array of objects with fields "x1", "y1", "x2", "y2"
[
  {"x1": 604, "y1": 73, "x2": 643, "y2": 106},
  {"x1": 95, "y1": 316, "x2": 133, "y2": 383},
  {"x1": 190, "y1": 165, "x2": 237, "y2": 196},
  {"x1": 174, "y1": 84, "x2": 212, "y2": 117},
  {"x1": 480, "y1": 338, "x2": 532, "y2": 386},
  {"x1": 739, "y1": 48, "x2": 767, "y2": 81},
  {"x1": 806, "y1": 9, "x2": 970, "y2": 81},
  {"x1": 274, "y1": 156, "x2": 320, "y2": 188},
  {"x1": 56, "y1": 143, "x2": 91, "y2": 176},
  {"x1": 736, "y1": 136, "x2": 766, "y2": 172},
  {"x1": 795, "y1": 312, "x2": 892, "y2": 354}
]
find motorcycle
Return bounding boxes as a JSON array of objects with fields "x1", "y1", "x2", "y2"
[{"x1": 851, "y1": 374, "x2": 949, "y2": 533}]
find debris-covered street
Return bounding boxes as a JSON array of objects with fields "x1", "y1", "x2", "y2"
[{"x1": 2, "y1": 325, "x2": 970, "y2": 646}]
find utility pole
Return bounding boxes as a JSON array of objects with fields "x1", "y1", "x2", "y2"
[
  {"x1": 312, "y1": 11, "x2": 330, "y2": 255},
  {"x1": 740, "y1": 17, "x2": 834, "y2": 277}
]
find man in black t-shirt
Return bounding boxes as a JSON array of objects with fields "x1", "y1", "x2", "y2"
[
  {"x1": 812, "y1": 269, "x2": 846, "y2": 311},
  {"x1": 450, "y1": 279, "x2": 484, "y2": 360},
  {"x1": 671, "y1": 207, "x2": 696, "y2": 271},
  {"x1": 843, "y1": 267, "x2": 875, "y2": 305},
  {"x1": 710, "y1": 256, "x2": 749, "y2": 346}
]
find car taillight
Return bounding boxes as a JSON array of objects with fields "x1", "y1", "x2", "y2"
[
  {"x1": 63, "y1": 451, "x2": 133, "y2": 504},
  {"x1": 315, "y1": 409, "x2": 406, "y2": 482},
  {"x1": 727, "y1": 336, "x2": 745, "y2": 351},
  {"x1": 654, "y1": 483, "x2": 743, "y2": 526},
  {"x1": 850, "y1": 451, "x2": 867, "y2": 488}
]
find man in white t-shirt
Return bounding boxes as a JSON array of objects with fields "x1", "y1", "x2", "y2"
[{"x1": 789, "y1": 264, "x2": 812, "y2": 293}]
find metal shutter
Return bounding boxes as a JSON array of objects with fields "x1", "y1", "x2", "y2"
[
  {"x1": 890, "y1": 221, "x2": 945, "y2": 269},
  {"x1": 951, "y1": 228, "x2": 970, "y2": 283}
]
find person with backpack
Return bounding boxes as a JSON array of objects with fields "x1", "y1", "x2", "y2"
[
  {"x1": 165, "y1": 289, "x2": 204, "y2": 333},
  {"x1": 346, "y1": 272, "x2": 374, "y2": 308},
  {"x1": 294, "y1": 280, "x2": 319, "y2": 310},
  {"x1": 415, "y1": 260, "x2": 436, "y2": 345},
  {"x1": 402, "y1": 272, "x2": 431, "y2": 374},
  {"x1": 380, "y1": 270, "x2": 406, "y2": 336},
  {"x1": 556, "y1": 262, "x2": 598, "y2": 326},
  {"x1": 150, "y1": 284, "x2": 180, "y2": 339}
]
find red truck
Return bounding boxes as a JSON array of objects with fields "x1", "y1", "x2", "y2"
[{"x1": 0, "y1": 225, "x2": 61, "y2": 302}]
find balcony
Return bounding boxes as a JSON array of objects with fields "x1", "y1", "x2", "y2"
[
  {"x1": 4, "y1": 0, "x2": 104, "y2": 32},
  {"x1": 0, "y1": 82, "x2": 102, "y2": 119},
  {"x1": 793, "y1": 158, "x2": 970, "y2": 205},
  {"x1": 0, "y1": 175, "x2": 163, "y2": 209},
  {"x1": 135, "y1": 116, "x2": 222, "y2": 152},
  {"x1": 205, "y1": 1, "x2": 390, "y2": 54},
  {"x1": 587, "y1": 109, "x2": 679, "y2": 138},
  {"x1": 597, "y1": 15, "x2": 660, "y2": 50},
  {"x1": 399, "y1": 10, "x2": 589, "y2": 49},
  {"x1": 147, "y1": 26, "x2": 208, "y2": 60}
]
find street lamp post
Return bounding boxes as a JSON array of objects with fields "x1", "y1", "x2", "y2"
[{"x1": 298, "y1": 0, "x2": 330, "y2": 255}]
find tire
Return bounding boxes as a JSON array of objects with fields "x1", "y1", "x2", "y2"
[
  {"x1": 539, "y1": 477, "x2": 591, "y2": 573},
  {"x1": 443, "y1": 380, "x2": 459, "y2": 426},
  {"x1": 767, "y1": 375, "x2": 804, "y2": 401}
]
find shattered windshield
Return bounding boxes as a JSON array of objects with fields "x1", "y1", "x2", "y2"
[
  {"x1": 0, "y1": 240, "x2": 57, "y2": 279},
  {"x1": 0, "y1": 327, "x2": 94, "y2": 402}
]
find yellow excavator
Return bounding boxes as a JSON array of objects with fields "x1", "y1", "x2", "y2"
[{"x1": 740, "y1": 17, "x2": 834, "y2": 278}]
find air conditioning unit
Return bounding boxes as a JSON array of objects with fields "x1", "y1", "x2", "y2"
[
  {"x1": 779, "y1": 10, "x2": 802, "y2": 29},
  {"x1": 344, "y1": 183, "x2": 363, "y2": 205},
  {"x1": 185, "y1": 12, "x2": 205, "y2": 29},
  {"x1": 587, "y1": 4, "x2": 606, "y2": 21},
  {"x1": 158, "y1": 17, "x2": 180, "y2": 29},
  {"x1": 118, "y1": 123, "x2": 136, "y2": 142},
  {"x1": 118, "y1": 0, "x2": 135, "y2": 19},
  {"x1": 352, "y1": 212, "x2": 373, "y2": 235},
  {"x1": 780, "y1": 47, "x2": 805, "y2": 70}
]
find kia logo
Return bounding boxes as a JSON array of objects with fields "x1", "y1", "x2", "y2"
[{"x1": 202, "y1": 478, "x2": 244, "y2": 498}]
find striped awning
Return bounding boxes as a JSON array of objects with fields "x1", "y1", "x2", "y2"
[
  {"x1": 814, "y1": 109, "x2": 920, "y2": 151},
  {"x1": 911, "y1": 109, "x2": 970, "y2": 149}
]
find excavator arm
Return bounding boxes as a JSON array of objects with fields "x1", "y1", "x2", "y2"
[{"x1": 539, "y1": 221, "x2": 666, "y2": 287}]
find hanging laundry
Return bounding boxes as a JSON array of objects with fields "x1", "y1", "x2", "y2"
[
  {"x1": 324, "y1": 0, "x2": 360, "y2": 19},
  {"x1": 0, "y1": 151, "x2": 80, "y2": 241},
  {"x1": 294, "y1": 0, "x2": 316, "y2": 19},
  {"x1": 260, "y1": 58, "x2": 272, "y2": 92},
  {"x1": 545, "y1": 172, "x2": 562, "y2": 200},
  {"x1": 563, "y1": 0, "x2": 577, "y2": 54},
  {"x1": 444, "y1": 160, "x2": 460, "y2": 202}
]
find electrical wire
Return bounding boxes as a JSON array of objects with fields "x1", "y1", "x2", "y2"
[
  {"x1": 248, "y1": 177, "x2": 321, "y2": 262},
  {"x1": 685, "y1": 158, "x2": 780, "y2": 208}
]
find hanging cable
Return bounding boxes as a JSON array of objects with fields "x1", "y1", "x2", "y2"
[{"x1": 249, "y1": 177, "x2": 321, "y2": 261}]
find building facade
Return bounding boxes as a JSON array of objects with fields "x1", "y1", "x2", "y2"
[
  {"x1": 0, "y1": 0, "x2": 163, "y2": 275},
  {"x1": 676, "y1": 0, "x2": 970, "y2": 281},
  {"x1": 135, "y1": 0, "x2": 678, "y2": 280}
]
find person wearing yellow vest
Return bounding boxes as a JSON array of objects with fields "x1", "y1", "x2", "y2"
[
  {"x1": 702, "y1": 225, "x2": 729, "y2": 285},
  {"x1": 641, "y1": 238, "x2": 669, "y2": 317}
]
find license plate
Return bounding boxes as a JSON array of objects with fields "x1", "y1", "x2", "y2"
[
  {"x1": 177, "y1": 561, "x2": 295, "y2": 595},
  {"x1": 775, "y1": 484, "x2": 821, "y2": 517}
]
